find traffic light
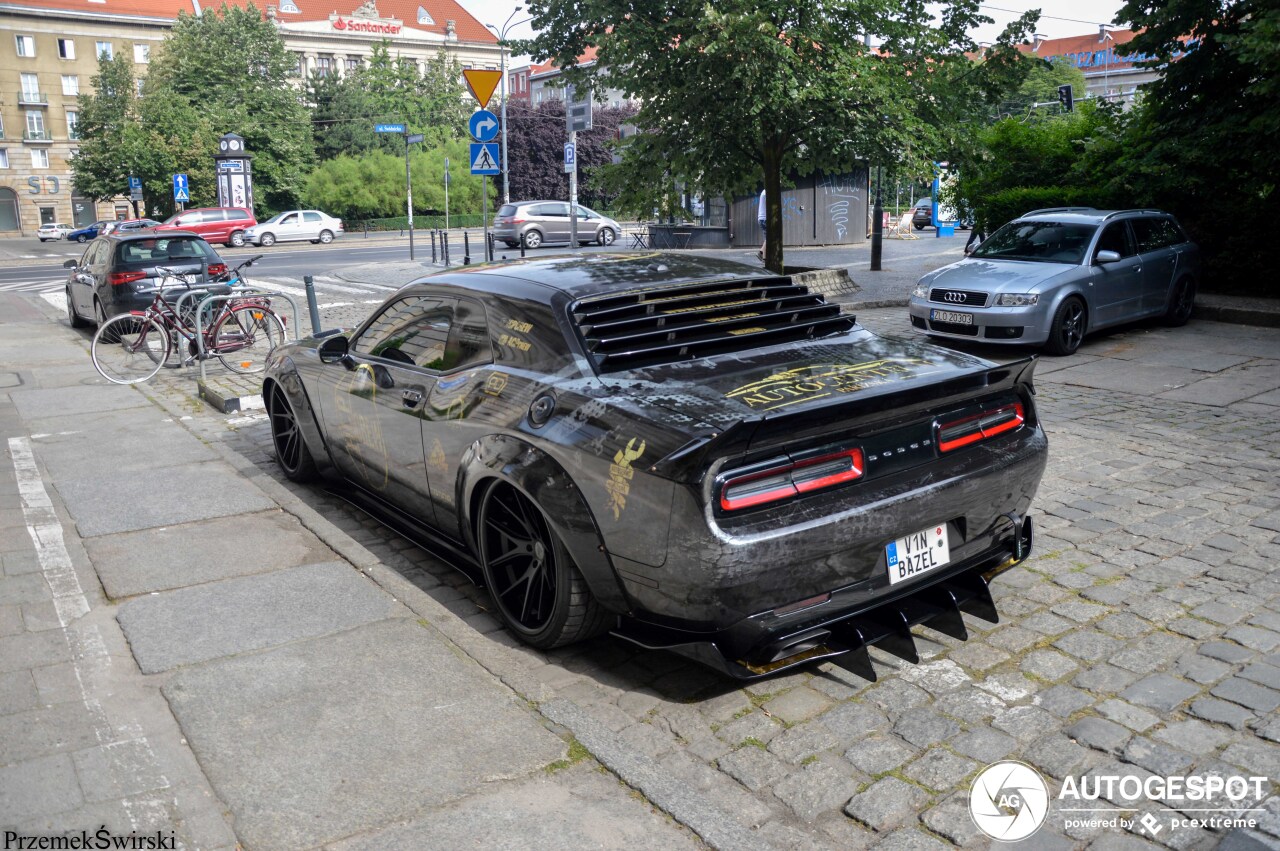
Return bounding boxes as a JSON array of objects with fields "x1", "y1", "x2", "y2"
[{"x1": 1058, "y1": 84, "x2": 1074, "y2": 112}]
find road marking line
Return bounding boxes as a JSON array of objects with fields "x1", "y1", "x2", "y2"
[{"x1": 9, "y1": 436, "x2": 172, "y2": 830}]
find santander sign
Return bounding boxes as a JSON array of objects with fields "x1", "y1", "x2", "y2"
[{"x1": 332, "y1": 17, "x2": 402, "y2": 34}]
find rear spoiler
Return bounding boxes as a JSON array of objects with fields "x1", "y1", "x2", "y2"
[{"x1": 651, "y1": 357, "x2": 1038, "y2": 481}]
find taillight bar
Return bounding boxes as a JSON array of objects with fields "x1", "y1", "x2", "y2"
[
  {"x1": 937, "y1": 402, "x2": 1025, "y2": 453},
  {"x1": 108, "y1": 270, "x2": 147, "y2": 286},
  {"x1": 207, "y1": 263, "x2": 227, "y2": 278},
  {"x1": 720, "y1": 448, "x2": 864, "y2": 512}
]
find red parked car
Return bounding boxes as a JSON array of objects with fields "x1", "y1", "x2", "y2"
[{"x1": 154, "y1": 207, "x2": 256, "y2": 247}]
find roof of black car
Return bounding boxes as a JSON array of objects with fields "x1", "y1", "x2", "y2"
[
  {"x1": 107, "y1": 229, "x2": 201, "y2": 241},
  {"x1": 413, "y1": 252, "x2": 776, "y2": 302}
]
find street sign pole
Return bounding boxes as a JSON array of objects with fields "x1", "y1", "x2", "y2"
[
  {"x1": 483, "y1": 175, "x2": 488, "y2": 260},
  {"x1": 444, "y1": 157, "x2": 450, "y2": 234},
  {"x1": 568, "y1": 130, "x2": 578, "y2": 252},
  {"x1": 405, "y1": 133, "x2": 414, "y2": 261}
]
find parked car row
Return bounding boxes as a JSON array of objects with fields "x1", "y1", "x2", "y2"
[{"x1": 46, "y1": 208, "x2": 344, "y2": 249}]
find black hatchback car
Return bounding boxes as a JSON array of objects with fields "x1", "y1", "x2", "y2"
[
  {"x1": 64, "y1": 231, "x2": 227, "y2": 326},
  {"x1": 263, "y1": 253, "x2": 1047, "y2": 679}
]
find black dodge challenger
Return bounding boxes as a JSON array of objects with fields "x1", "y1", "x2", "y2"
[{"x1": 263, "y1": 253, "x2": 1048, "y2": 679}]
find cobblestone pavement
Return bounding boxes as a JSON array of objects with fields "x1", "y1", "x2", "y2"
[{"x1": 145, "y1": 301, "x2": 1280, "y2": 850}]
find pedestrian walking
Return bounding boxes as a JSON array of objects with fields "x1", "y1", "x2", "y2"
[
  {"x1": 965, "y1": 221, "x2": 986, "y2": 254},
  {"x1": 757, "y1": 189, "x2": 767, "y2": 262}
]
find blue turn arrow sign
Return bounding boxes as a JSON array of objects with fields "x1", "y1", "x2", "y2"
[{"x1": 468, "y1": 110, "x2": 499, "y2": 142}]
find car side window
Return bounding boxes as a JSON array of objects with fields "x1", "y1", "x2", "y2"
[
  {"x1": 1095, "y1": 222, "x2": 1136, "y2": 259},
  {"x1": 303, "y1": 212, "x2": 322, "y2": 223},
  {"x1": 353, "y1": 296, "x2": 454, "y2": 370},
  {"x1": 442, "y1": 298, "x2": 492, "y2": 372},
  {"x1": 1131, "y1": 217, "x2": 1173, "y2": 253},
  {"x1": 576, "y1": 206, "x2": 595, "y2": 220},
  {"x1": 87, "y1": 241, "x2": 108, "y2": 268},
  {"x1": 280, "y1": 214, "x2": 297, "y2": 225},
  {"x1": 227, "y1": 210, "x2": 250, "y2": 221}
]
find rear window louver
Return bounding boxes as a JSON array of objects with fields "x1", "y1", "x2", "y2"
[{"x1": 571, "y1": 276, "x2": 856, "y2": 372}]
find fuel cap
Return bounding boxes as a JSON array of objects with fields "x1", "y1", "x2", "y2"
[{"x1": 528, "y1": 394, "x2": 555, "y2": 427}]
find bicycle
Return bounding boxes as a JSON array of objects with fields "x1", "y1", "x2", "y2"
[{"x1": 90, "y1": 256, "x2": 286, "y2": 385}]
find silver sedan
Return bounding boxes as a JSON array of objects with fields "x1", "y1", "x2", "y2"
[{"x1": 908, "y1": 209, "x2": 1200, "y2": 355}]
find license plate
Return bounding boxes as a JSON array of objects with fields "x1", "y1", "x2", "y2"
[
  {"x1": 886, "y1": 524, "x2": 951, "y2": 585},
  {"x1": 930, "y1": 309, "x2": 973, "y2": 325}
]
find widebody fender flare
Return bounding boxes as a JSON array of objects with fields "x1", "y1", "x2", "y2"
[
  {"x1": 459, "y1": 433, "x2": 631, "y2": 614},
  {"x1": 263, "y1": 359, "x2": 335, "y2": 476}
]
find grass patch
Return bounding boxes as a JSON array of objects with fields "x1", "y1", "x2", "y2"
[{"x1": 545, "y1": 737, "x2": 591, "y2": 774}]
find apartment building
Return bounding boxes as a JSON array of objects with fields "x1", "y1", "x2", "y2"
[{"x1": 0, "y1": 0, "x2": 498, "y2": 234}]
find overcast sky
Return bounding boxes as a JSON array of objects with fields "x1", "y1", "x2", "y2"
[{"x1": 455, "y1": 0, "x2": 1129, "y2": 66}]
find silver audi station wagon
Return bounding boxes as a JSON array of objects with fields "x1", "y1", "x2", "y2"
[{"x1": 908, "y1": 208, "x2": 1200, "y2": 355}]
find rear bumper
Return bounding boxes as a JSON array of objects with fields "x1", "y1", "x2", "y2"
[{"x1": 613, "y1": 515, "x2": 1033, "y2": 680}]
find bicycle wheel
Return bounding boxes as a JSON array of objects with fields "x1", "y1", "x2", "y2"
[
  {"x1": 91, "y1": 314, "x2": 170, "y2": 385},
  {"x1": 210, "y1": 304, "x2": 286, "y2": 374}
]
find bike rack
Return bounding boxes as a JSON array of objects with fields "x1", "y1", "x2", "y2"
[{"x1": 191, "y1": 289, "x2": 299, "y2": 383}]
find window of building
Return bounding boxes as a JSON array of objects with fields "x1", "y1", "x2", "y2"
[
  {"x1": 62, "y1": 75, "x2": 79, "y2": 96},
  {"x1": 16, "y1": 35, "x2": 35, "y2": 57},
  {"x1": 20, "y1": 73, "x2": 41, "y2": 101},
  {"x1": 66, "y1": 110, "x2": 78, "y2": 140},
  {"x1": 96, "y1": 41, "x2": 113, "y2": 59},
  {"x1": 290, "y1": 53, "x2": 303, "y2": 76},
  {"x1": 26, "y1": 110, "x2": 45, "y2": 137},
  {"x1": 315, "y1": 55, "x2": 333, "y2": 77},
  {"x1": 32, "y1": 148, "x2": 50, "y2": 169},
  {"x1": 135, "y1": 79, "x2": 144, "y2": 96},
  {"x1": 57, "y1": 38, "x2": 75, "y2": 59},
  {"x1": 39, "y1": 206, "x2": 55, "y2": 225},
  {"x1": 133, "y1": 43, "x2": 150, "y2": 63},
  {"x1": 0, "y1": 150, "x2": 8, "y2": 169},
  {"x1": 345, "y1": 56, "x2": 361, "y2": 73}
]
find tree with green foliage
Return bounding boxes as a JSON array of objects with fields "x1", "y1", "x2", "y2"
[
  {"x1": 70, "y1": 53, "x2": 146, "y2": 210},
  {"x1": 503, "y1": 98, "x2": 637, "y2": 210},
  {"x1": 302, "y1": 139, "x2": 493, "y2": 222},
  {"x1": 142, "y1": 2, "x2": 314, "y2": 213},
  {"x1": 518, "y1": 0, "x2": 1036, "y2": 270},
  {"x1": 991, "y1": 55, "x2": 1087, "y2": 120},
  {"x1": 310, "y1": 43, "x2": 469, "y2": 161},
  {"x1": 1099, "y1": 0, "x2": 1279, "y2": 286}
]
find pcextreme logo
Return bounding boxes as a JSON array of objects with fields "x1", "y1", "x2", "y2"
[{"x1": 969, "y1": 761, "x2": 1050, "y2": 842}]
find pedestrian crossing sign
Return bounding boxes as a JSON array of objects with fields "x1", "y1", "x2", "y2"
[{"x1": 469, "y1": 142, "x2": 500, "y2": 175}]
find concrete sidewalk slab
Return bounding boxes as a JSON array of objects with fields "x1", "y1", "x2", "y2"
[
  {"x1": 10, "y1": 385, "x2": 150, "y2": 421},
  {"x1": 1158, "y1": 358, "x2": 1280, "y2": 407},
  {"x1": 88, "y1": 512, "x2": 335, "y2": 599},
  {"x1": 117, "y1": 562, "x2": 401, "y2": 672},
  {"x1": 1046, "y1": 359, "x2": 1202, "y2": 395},
  {"x1": 56, "y1": 462, "x2": 276, "y2": 537},
  {"x1": 25, "y1": 410, "x2": 218, "y2": 479},
  {"x1": 163, "y1": 618, "x2": 565, "y2": 850},
  {"x1": 329, "y1": 761, "x2": 703, "y2": 851}
]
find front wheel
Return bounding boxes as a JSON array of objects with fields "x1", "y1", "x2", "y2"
[
  {"x1": 210, "y1": 305, "x2": 286, "y2": 374},
  {"x1": 260, "y1": 233, "x2": 276, "y2": 247},
  {"x1": 1044, "y1": 297, "x2": 1086, "y2": 356},
  {"x1": 1163, "y1": 277, "x2": 1195, "y2": 327},
  {"x1": 477, "y1": 482, "x2": 610, "y2": 650},
  {"x1": 267, "y1": 382, "x2": 317, "y2": 482},
  {"x1": 318, "y1": 230, "x2": 334, "y2": 244},
  {"x1": 522, "y1": 230, "x2": 543, "y2": 250},
  {"x1": 91, "y1": 314, "x2": 169, "y2": 384},
  {"x1": 597, "y1": 227, "x2": 616, "y2": 246},
  {"x1": 76, "y1": 234, "x2": 88, "y2": 243},
  {"x1": 228, "y1": 231, "x2": 246, "y2": 248}
]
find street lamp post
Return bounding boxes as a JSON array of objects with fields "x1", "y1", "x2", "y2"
[{"x1": 487, "y1": 9, "x2": 531, "y2": 206}]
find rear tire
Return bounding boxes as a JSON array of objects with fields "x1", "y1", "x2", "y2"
[
  {"x1": 267, "y1": 382, "x2": 317, "y2": 482},
  {"x1": 91, "y1": 314, "x2": 169, "y2": 384},
  {"x1": 522, "y1": 230, "x2": 543, "y2": 250},
  {"x1": 1163, "y1": 277, "x2": 1195, "y2": 327},
  {"x1": 318, "y1": 230, "x2": 334, "y2": 244},
  {"x1": 477, "y1": 482, "x2": 610, "y2": 650},
  {"x1": 229, "y1": 231, "x2": 246, "y2": 248},
  {"x1": 1044, "y1": 297, "x2": 1086, "y2": 356}
]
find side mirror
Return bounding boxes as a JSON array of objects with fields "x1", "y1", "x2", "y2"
[
  {"x1": 63, "y1": 259, "x2": 77, "y2": 269},
  {"x1": 318, "y1": 334, "x2": 349, "y2": 364},
  {"x1": 1095, "y1": 250, "x2": 1122, "y2": 264}
]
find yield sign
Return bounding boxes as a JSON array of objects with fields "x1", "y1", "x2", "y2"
[{"x1": 462, "y1": 69, "x2": 503, "y2": 110}]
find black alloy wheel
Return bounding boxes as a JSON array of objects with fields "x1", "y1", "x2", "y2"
[
  {"x1": 1045, "y1": 297, "x2": 1086, "y2": 356},
  {"x1": 1163, "y1": 278, "x2": 1196, "y2": 327},
  {"x1": 477, "y1": 482, "x2": 608, "y2": 649},
  {"x1": 268, "y1": 383, "x2": 317, "y2": 482}
]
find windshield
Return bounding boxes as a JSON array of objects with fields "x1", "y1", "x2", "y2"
[
  {"x1": 971, "y1": 221, "x2": 1097, "y2": 264},
  {"x1": 263, "y1": 214, "x2": 285, "y2": 224}
]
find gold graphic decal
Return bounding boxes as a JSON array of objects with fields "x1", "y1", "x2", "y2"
[
  {"x1": 483, "y1": 373, "x2": 508, "y2": 397},
  {"x1": 505, "y1": 318, "x2": 533, "y2": 334},
  {"x1": 427, "y1": 437, "x2": 448, "y2": 478},
  {"x1": 726, "y1": 359, "x2": 933, "y2": 411},
  {"x1": 498, "y1": 332, "x2": 532, "y2": 352},
  {"x1": 605, "y1": 438, "x2": 646, "y2": 521}
]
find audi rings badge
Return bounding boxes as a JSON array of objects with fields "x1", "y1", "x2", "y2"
[{"x1": 944, "y1": 291, "x2": 968, "y2": 303}]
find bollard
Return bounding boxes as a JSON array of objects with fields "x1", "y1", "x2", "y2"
[
  {"x1": 487, "y1": 232, "x2": 494, "y2": 262},
  {"x1": 363, "y1": 221, "x2": 368, "y2": 239},
  {"x1": 464, "y1": 232, "x2": 471, "y2": 266},
  {"x1": 520, "y1": 234, "x2": 526, "y2": 258},
  {"x1": 431, "y1": 230, "x2": 437, "y2": 264},
  {"x1": 444, "y1": 232, "x2": 451, "y2": 267},
  {"x1": 302, "y1": 275, "x2": 322, "y2": 336}
]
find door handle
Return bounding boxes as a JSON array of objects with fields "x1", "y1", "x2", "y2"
[{"x1": 401, "y1": 389, "x2": 423, "y2": 408}]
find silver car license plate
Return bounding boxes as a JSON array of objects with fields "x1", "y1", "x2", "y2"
[{"x1": 930, "y1": 309, "x2": 973, "y2": 325}]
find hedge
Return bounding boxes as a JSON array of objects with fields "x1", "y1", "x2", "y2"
[{"x1": 979, "y1": 186, "x2": 1115, "y2": 233}]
